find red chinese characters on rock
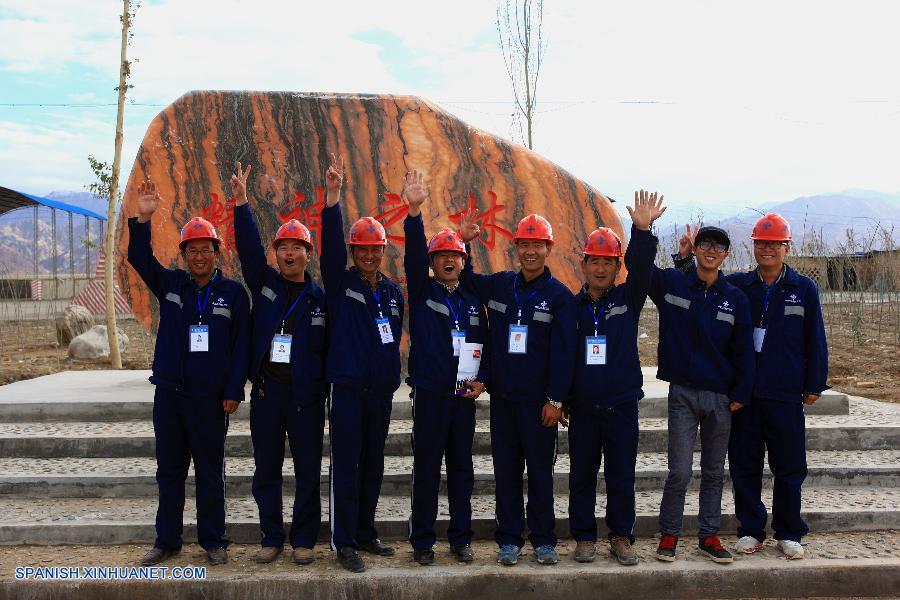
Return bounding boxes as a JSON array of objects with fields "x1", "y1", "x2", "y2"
[
  {"x1": 449, "y1": 191, "x2": 514, "y2": 250},
  {"x1": 202, "y1": 193, "x2": 236, "y2": 252},
  {"x1": 278, "y1": 187, "x2": 325, "y2": 255},
  {"x1": 371, "y1": 192, "x2": 409, "y2": 246}
]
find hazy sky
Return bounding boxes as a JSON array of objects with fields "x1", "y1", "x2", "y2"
[{"x1": 1, "y1": 0, "x2": 899, "y2": 222}]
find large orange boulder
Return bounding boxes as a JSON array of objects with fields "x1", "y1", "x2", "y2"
[{"x1": 115, "y1": 91, "x2": 624, "y2": 328}]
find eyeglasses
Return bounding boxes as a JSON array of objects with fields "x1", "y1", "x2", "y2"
[
  {"x1": 753, "y1": 240, "x2": 790, "y2": 249},
  {"x1": 185, "y1": 248, "x2": 215, "y2": 257},
  {"x1": 697, "y1": 240, "x2": 728, "y2": 253}
]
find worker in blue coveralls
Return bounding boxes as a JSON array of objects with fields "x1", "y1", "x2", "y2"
[
  {"x1": 229, "y1": 163, "x2": 329, "y2": 566},
  {"x1": 567, "y1": 190, "x2": 664, "y2": 566},
  {"x1": 676, "y1": 213, "x2": 828, "y2": 560},
  {"x1": 457, "y1": 211, "x2": 577, "y2": 567},
  {"x1": 649, "y1": 201, "x2": 755, "y2": 565},
  {"x1": 127, "y1": 180, "x2": 249, "y2": 567},
  {"x1": 320, "y1": 154, "x2": 404, "y2": 573},
  {"x1": 400, "y1": 171, "x2": 490, "y2": 566}
]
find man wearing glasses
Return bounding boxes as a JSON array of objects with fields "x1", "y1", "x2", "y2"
[
  {"x1": 723, "y1": 214, "x2": 827, "y2": 559},
  {"x1": 127, "y1": 182, "x2": 250, "y2": 567},
  {"x1": 650, "y1": 223, "x2": 755, "y2": 564}
]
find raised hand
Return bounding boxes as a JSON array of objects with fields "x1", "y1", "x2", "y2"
[
  {"x1": 136, "y1": 181, "x2": 161, "y2": 222},
  {"x1": 401, "y1": 170, "x2": 428, "y2": 217},
  {"x1": 627, "y1": 189, "x2": 666, "y2": 231},
  {"x1": 230, "y1": 162, "x2": 252, "y2": 206},
  {"x1": 456, "y1": 208, "x2": 481, "y2": 243},
  {"x1": 679, "y1": 223, "x2": 698, "y2": 258},
  {"x1": 325, "y1": 153, "x2": 344, "y2": 206}
]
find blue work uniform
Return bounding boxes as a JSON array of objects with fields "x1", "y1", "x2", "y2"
[
  {"x1": 649, "y1": 262, "x2": 755, "y2": 538},
  {"x1": 403, "y1": 215, "x2": 490, "y2": 551},
  {"x1": 321, "y1": 203, "x2": 404, "y2": 551},
  {"x1": 568, "y1": 226, "x2": 656, "y2": 544},
  {"x1": 233, "y1": 203, "x2": 328, "y2": 550},
  {"x1": 726, "y1": 265, "x2": 828, "y2": 543},
  {"x1": 461, "y1": 250, "x2": 576, "y2": 550},
  {"x1": 126, "y1": 217, "x2": 249, "y2": 552}
]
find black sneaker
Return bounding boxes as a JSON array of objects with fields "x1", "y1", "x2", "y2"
[
  {"x1": 413, "y1": 548, "x2": 435, "y2": 565},
  {"x1": 358, "y1": 539, "x2": 396, "y2": 556},
  {"x1": 698, "y1": 536, "x2": 734, "y2": 564},
  {"x1": 450, "y1": 544, "x2": 475, "y2": 563},
  {"x1": 656, "y1": 534, "x2": 678, "y2": 562},
  {"x1": 337, "y1": 547, "x2": 366, "y2": 573}
]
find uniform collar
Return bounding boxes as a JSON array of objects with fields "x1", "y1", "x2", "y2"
[
  {"x1": 578, "y1": 283, "x2": 616, "y2": 307},
  {"x1": 351, "y1": 267, "x2": 384, "y2": 291},
  {"x1": 690, "y1": 268, "x2": 724, "y2": 291},
  {"x1": 191, "y1": 268, "x2": 221, "y2": 292},
  {"x1": 517, "y1": 266, "x2": 552, "y2": 290}
]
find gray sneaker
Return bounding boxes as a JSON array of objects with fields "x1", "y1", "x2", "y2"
[
  {"x1": 574, "y1": 541, "x2": 596, "y2": 563},
  {"x1": 610, "y1": 536, "x2": 639, "y2": 566}
]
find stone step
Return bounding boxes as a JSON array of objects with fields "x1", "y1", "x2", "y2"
[
  {"x1": 1, "y1": 451, "x2": 898, "y2": 498},
  {"x1": 1, "y1": 487, "x2": 897, "y2": 545},
  {"x1": 4, "y1": 534, "x2": 900, "y2": 600},
  {"x1": 2, "y1": 415, "x2": 898, "y2": 458},
  {"x1": 0, "y1": 370, "x2": 852, "y2": 422}
]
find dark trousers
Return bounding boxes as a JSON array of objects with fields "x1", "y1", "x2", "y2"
[
  {"x1": 152, "y1": 387, "x2": 229, "y2": 551},
  {"x1": 729, "y1": 397, "x2": 809, "y2": 542},
  {"x1": 567, "y1": 399, "x2": 639, "y2": 543},
  {"x1": 408, "y1": 386, "x2": 476, "y2": 550},
  {"x1": 328, "y1": 384, "x2": 392, "y2": 550},
  {"x1": 250, "y1": 379, "x2": 326, "y2": 549},
  {"x1": 491, "y1": 393, "x2": 558, "y2": 549}
]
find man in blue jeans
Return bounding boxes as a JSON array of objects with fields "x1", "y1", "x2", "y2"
[{"x1": 650, "y1": 214, "x2": 755, "y2": 564}]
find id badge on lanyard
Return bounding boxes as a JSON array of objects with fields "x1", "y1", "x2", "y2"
[
  {"x1": 270, "y1": 334, "x2": 292, "y2": 363},
  {"x1": 451, "y1": 330, "x2": 466, "y2": 357},
  {"x1": 508, "y1": 324, "x2": 528, "y2": 354},
  {"x1": 753, "y1": 327, "x2": 766, "y2": 353},
  {"x1": 189, "y1": 325, "x2": 209, "y2": 352},
  {"x1": 377, "y1": 316, "x2": 395, "y2": 344},
  {"x1": 585, "y1": 335, "x2": 606, "y2": 365},
  {"x1": 189, "y1": 286, "x2": 212, "y2": 352}
]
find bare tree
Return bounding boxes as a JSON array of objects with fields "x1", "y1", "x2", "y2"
[
  {"x1": 101, "y1": 0, "x2": 137, "y2": 369},
  {"x1": 496, "y1": 0, "x2": 546, "y2": 150}
]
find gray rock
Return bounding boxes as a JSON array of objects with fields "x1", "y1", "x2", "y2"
[
  {"x1": 67, "y1": 325, "x2": 129, "y2": 360},
  {"x1": 56, "y1": 305, "x2": 95, "y2": 345}
]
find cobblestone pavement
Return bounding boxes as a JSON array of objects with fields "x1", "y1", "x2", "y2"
[
  {"x1": 0, "y1": 487, "x2": 898, "y2": 524},
  {"x1": 1, "y1": 531, "x2": 899, "y2": 580},
  {"x1": 1, "y1": 450, "x2": 899, "y2": 477}
]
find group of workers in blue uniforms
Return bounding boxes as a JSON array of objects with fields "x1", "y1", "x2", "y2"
[{"x1": 126, "y1": 157, "x2": 828, "y2": 571}]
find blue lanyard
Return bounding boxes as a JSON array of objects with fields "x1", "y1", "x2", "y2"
[
  {"x1": 280, "y1": 284, "x2": 309, "y2": 333},
  {"x1": 512, "y1": 282, "x2": 538, "y2": 325},
  {"x1": 758, "y1": 268, "x2": 784, "y2": 327},
  {"x1": 590, "y1": 302, "x2": 608, "y2": 336},
  {"x1": 371, "y1": 286, "x2": 385, "y2": 318},
  {"x1": 196, "y1": 285, "x2": 211, "y2": 324},
  {"x1": 445, "y1": 294, "x2": 463, "y2": 331}
]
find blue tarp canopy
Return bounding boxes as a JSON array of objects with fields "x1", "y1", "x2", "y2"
[{"x1": 0, "y1": 185, "x2": 107, "y2": 220}]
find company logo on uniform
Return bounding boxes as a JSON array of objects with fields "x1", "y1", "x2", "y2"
[
  {"x1": 718, "y1": 300, "x2": 732, "y2": 312},
  {"x1": 311, "y1": 306, "x2": 325, "y2": 316},
  {"x1": 535, "y1": 300, "x2": 550, "y2": 311},
  {"x1": 390, "y1": 297, "x2": 399, "y2": 307},
  {"x1": 468, "y1": 305, "x2": 479, "y2": 315},
  {"x1": 212, "y1": 297, "x2": 228, "y2": 307},
  {"x1": 787, "y1": 293, "x2": 801, "y2": 304}
]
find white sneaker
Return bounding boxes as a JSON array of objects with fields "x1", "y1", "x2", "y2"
[
  {"x1": 777, "y1": 539, "x2": 805, "y2": 559},
  {"x1": 734, "y1": 535, "x2": 763, "y2": 554}
]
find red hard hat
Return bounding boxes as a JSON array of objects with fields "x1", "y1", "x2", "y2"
[
  {"x1": 272, "y1": 219, "x2": 313, "y2": 251},
  {"x1": 514, "y1": 213, "x2": 554, "y2": 246},
  {"x1": 348, "y1": 217, "x2": 387, "y2": 246},
  {"x1": 428, "y1": 228, "x2": 467, "y2": 258},
  {"x1": 180, "y1": 217, "x2": 220, "y2": 249},
  {"x1": 751, "y1": 213, "x2": 792, "y2": 242},
  {"x1": 583, "y1": 227, "x2": 623, "y2": 257}
]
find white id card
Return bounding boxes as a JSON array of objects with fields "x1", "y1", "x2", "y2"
[
  {"x1": 270, "y1": 334, "x2": 292, "y2": 363},
  {"x1": 377, "y1": 316, "x2": 395, "y2": 344},
  {"x1": 456, "y1": 342, "x2": 483, "y2": 392},
  {"x1": 585, "y1": 335, "x2": 606, "y2": 365},
  {"x1": 508, "y1": 324, "x2": 528, "y2": 354},
  {"x1": 189, "y1": 325, "x2": 209, "y2": 352},
  {"x1": 451, "y1": 330, "x2": 466, "y2": 357},
  {"x1": 753, "y1": 327, "x2": 766, "y2": 353}
]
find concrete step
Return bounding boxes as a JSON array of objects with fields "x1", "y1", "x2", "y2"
[
  {"x1": 1, "y1": 486, "x2": 897, "y2": 545},
  {"x1": 2, "y1": 415, "x2": 899, "y2": 458},
  {"x1": 0, "y1": 369, "x2": 852, "y2": 422},
  {"x1": 2, "y1": 451, "x2": 898, "y2": 498},
  {"x1": 0, "y1": 531, "x2": 900, "y2": 600},
  {"x1": 4, "y1": 534, "x2": 900, "y2": 600}
]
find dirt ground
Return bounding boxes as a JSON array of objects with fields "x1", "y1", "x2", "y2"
[{"x1": 1, "y1": 302, "x2": 898, "y2": 403}]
